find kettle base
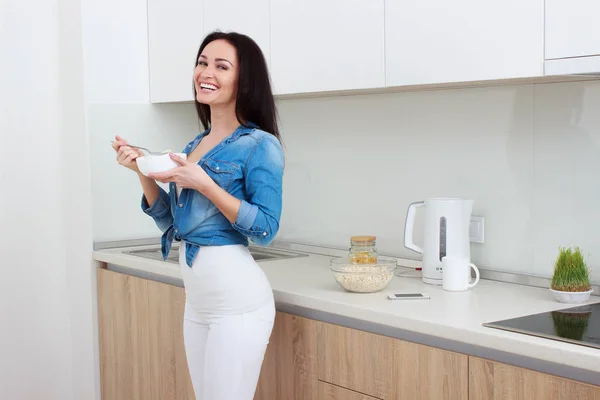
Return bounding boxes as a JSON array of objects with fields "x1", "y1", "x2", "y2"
[{"x1": 422, "y1": 276, "x2": 443, "y2": 286}]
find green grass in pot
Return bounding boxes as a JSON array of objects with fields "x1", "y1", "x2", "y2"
[{"x1": 551, "y1": 247, "x2": 591, "y2": 292}]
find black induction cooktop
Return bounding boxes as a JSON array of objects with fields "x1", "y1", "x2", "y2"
[{"x1": 483, "y1": 302, "x2": 600, "y2": 350}]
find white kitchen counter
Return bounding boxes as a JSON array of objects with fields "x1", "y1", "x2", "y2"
[{"x1": 93, "y1": 241, "x2": 600, "y2": 385}]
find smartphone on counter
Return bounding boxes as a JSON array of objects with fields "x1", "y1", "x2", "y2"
[{"x1": 387, "y1": 292, "x2": 430, "y2": 300}]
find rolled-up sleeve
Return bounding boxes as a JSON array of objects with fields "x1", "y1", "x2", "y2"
[
  {"x1": 141, "y1": 187, "x2": 173, "y2": 232},
  {"x1": 232, "y1": 135, "x2": 284, "y2": 245}
]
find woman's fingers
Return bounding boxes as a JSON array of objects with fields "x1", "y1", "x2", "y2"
[
  {"x1": 169, "y1": 153, "x2": 187, "y2": 165},
  {"x1": 117, "y1": 146, "x2": 137, "y2": 164},
  {"x1": 112, "y1": 136, "x2": 129, "y2": 152},
  {"x1": 116, "y1": 147, "x2": 127, "y2": 162},
  {"x1": 125, "y1": 151, "x2": 139, "y2": 164}
]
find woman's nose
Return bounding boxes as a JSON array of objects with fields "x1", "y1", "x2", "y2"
[{"x1": 201, "y1": 64, "x2": 215, "y2": 77}]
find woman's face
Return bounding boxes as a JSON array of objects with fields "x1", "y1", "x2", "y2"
[{"x1": 194, "y1": 39, "x2": 239, "y2": 106}]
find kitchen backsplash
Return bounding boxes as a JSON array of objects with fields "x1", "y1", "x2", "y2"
[
  {"x1": 89, "y1": 103, "x2": 198, "y2": 240},
  {"x1": 89, "y1": 80, "x2": 600, "y2": 282}
]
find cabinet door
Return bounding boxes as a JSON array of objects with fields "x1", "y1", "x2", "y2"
[
  {"x1": 98, "y1": 269, "x2": 195, "y2": 400},
  {"x1": 545, "y1": 0, "x2": 600, "y2": 60},
  {"x1": 385, "y1": 0, "x2": 543, "y2": 86},
  {"x1": 317, "y1": 322, "x2": 393, "y2": 399},
  {"x1": 202, "y1": 0, "x2": 270, "y2": 68},
  {"x1": 469, "y1": 357, "x2": 600, "y2": 400},
  {"x1": 148, "y1": 0, "x2": 203, "y2": 103},
  {"x1": 317, "y1": 321, "x2": 468, "y2": 400},
  {"x1": 390, "y1": 340, "x2": 468, "y2": 400},
  {"x1": 254, "y1": 312, "x2": 318, "y2": 400},
  {"x1": 98, "y1": 269, "x2": 153, "y2": 400},
  {"x1": 147, "y1": 279, "x2": 195, "y2": 399},
  {"x1": 270, "y1": 0, "x2": 385, "y2": 95},
  {"x1": 318, "y1": 381, "x2": 381, "y2": 400}
]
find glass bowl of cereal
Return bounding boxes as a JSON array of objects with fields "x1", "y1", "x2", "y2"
[{"x1": 329, "y1": 256, "x2": 398, "y2": 293}]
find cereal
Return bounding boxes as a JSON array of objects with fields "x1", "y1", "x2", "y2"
[{"x1": 333, "y1": 264, "x2": 394, "y2": 293}]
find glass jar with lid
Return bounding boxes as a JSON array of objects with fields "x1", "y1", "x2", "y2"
[{"x1": 349, "y1": 235, "x2": 378, "y2": 264}]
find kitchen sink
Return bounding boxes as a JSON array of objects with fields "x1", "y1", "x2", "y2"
[{"x1": 123, "y1": 243, "x2": 308, "y2": 264}]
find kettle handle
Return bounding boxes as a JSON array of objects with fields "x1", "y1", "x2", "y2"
[{"x1": 404, "y1": 201, "x2": 425, "y2": 254}]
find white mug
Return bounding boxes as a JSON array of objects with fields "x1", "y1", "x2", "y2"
[{"x1": 441, "y1": 256, "x2": 480, "y2": 291}]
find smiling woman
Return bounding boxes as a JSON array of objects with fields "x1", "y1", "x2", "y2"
[
  {"x1": 192, "y1": 31, "x2": 280, "y2": 143},
  {"x1": 193, "y1": 40, "x2": 239, "y2": 110},
  {"x1": 110, "y1": 31, "x2": 284, "y2": 400}
]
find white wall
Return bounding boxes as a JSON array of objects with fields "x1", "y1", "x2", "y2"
[
  {"x1": 275, "y1": 80, "x2": 600, "y2": 281},
  {"x1": 0, "y1": 0, "x2": 97, "y2": 399}
]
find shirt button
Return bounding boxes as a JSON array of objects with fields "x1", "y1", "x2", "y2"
[
  {"x1": 179, "y1": 203, "x2": 183, "y2": 207},
  {"x1": 175, "y1": 229, "x2": 178, "y2": 233},
  {"x1": 216, "y1": 166, "x2": 220, "y2": 170},
  {"x1": 263, "y1": 232, "x2": 267, "y2": 236}
]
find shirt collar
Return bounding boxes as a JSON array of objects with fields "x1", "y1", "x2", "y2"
[{"x1": 184, "y1": 122, "x2": 258, "y2": 155}]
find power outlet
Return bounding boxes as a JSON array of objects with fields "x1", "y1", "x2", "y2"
[{"x1": 469, "y1": 216, "x2": 485, "y2": 244}]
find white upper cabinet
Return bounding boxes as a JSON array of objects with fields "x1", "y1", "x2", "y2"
[
  {"x1": 146, "y1": 0, "x2": 599, "y2": 99},
  {"x1": 269, "y1": 0, "x2": 385, "y2": 95},
  {"x1": 545, "y1": 0, "x2": 600, "y2": 59},
  {"x1": 544, "y1": 0, "x2": 600, "y2": 75},
  {"x1": 385, "y1": 0, "x2": 544, "y2": 87},
  {"x1": 147, "y1": 0, "x2": 203, "y2": 103},
  {"x1": 202, "y1": 0, "x2": 271, "y2": 68}
]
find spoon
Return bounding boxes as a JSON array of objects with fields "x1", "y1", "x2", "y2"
[{"x1": 111, "y1": 141, "x2": 170, "y2": 156}]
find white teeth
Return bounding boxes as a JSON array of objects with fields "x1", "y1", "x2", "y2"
[{"x1": 200, "y1": 83, "x2": 217, "y2": 91}]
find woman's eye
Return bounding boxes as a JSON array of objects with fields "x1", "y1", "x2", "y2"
[
  {"x1": 217, "y1": 65, "x2": 228, "y2": 70},
  {"x1": 197, "y1": 61, "x2": 207, "y2": 66}
]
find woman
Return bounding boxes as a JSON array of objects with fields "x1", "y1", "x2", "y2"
[{"x1": 111, "y1": 31, "x2": 283, "y2": 399}]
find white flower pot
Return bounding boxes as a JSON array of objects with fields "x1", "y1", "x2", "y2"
[{"x1": 550, "y1": 288, "x2": 594, "y2": 304}]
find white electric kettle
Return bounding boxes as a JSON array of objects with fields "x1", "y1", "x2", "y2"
[{"x1": 404, "y1": 198, "x2": 474, "y2": 285}]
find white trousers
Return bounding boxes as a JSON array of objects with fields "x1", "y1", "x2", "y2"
[
  {"x1": 179, "y1": 243, "x2": 276, "y2": 399},
  {"x1": 183, "y1": 300, "x2": 275, "y2": 400}
]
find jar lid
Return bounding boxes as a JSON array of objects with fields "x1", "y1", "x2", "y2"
[{"x1": 350, "y1": 235, "x2": 376, "y2": 243}]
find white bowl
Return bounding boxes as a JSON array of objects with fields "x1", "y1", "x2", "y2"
[
  {"x1": 550, "y1": 288, "x2": 594, "y2": 304},
  {"x1": 136, "y1": 153, "x2": 186, "y2": 177}
]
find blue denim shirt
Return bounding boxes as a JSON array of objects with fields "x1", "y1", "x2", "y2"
[{"x1": 141, "y1": 123, "x2": 284, "y2": 267}]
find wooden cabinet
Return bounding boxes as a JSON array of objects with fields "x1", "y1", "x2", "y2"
[
  {"x1": 147, "y1": 0, "x2": 203, "y2": 103},
  {"x1": 146, "y1": 278, "x2": 195, "y2": 399},
  {"x1": 98, "y1": 269, "x2": 194, "y2": 400},
  {"x1": 318, "y1": 322, "x2": 392, "y2": 398},
  {"x1": 544, "y1": 0, "x2": 600, "y2": 75},
  {"x1": 269, "y1": 0, "x2": 385, "y2": 95},
  {"x1": 384, "y1": 0, "x2": 543, "y2": 87},
  {"x1": 318, "y1": 381, "x2": 380, "y2": 400},
  {"x1": 98, "y1": 268, "x2": 154, "y2": 399},
  {"x1": 254, "y1": 312, "x2": 318, "y2": 400},
  {"x1": 390, "y1": 338, "x2": 468, "y2": 400},
  {"x1": 202, "y1": 0, "x2": 271, "y2": 68},
  {"x1": 98, "y1": 268, "x2": 600, "y2": 400},
  {"x1": 469, "y1": 357, "x2": 600, "y2": 400},
  {"x1": 318, "y1": 321, "x2": 467, "y2": 400}
]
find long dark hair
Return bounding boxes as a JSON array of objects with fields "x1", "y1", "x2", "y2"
[{"x1": 193, "y1": 31, "x2": 280, "y2": 141}]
